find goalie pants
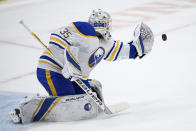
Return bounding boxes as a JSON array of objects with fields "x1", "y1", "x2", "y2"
[{"x1": 36, "y1": 68, "x2": 91, "y2": 96}]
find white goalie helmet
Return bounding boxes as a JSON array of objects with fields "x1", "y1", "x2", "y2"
[{"x1": 88, "y1": 9, "x2": 112, "y2": 40}]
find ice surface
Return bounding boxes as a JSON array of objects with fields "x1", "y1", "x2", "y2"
[
  {"x1": 0, "y1": 0, "x2": 196, "y2": 131},
  {"x1": 0, "y1": 93, "x2": 33, "y2": 131}
]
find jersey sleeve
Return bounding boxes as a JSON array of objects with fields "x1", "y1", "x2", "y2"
[
  {"x1": 103, "y1": 40, "x2": 137, "y2": 62},
  {"x1": 63, "y1": 46, "x2": 83, "y2": 78}
]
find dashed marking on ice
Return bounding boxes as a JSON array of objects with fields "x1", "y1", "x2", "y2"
[
  {"x1": 155, "y1": 21, "x2": 196, "y2": 36},
  {"x1": 111, "y1": 0, "x2": 196, "y2": 30},
  {"x1": 1, "y1": 0, "x2": 196, "y2": 50}
]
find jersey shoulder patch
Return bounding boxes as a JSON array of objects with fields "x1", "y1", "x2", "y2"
[{"x1": 72, "y1": 22, "x2": 98, "y2": 38}]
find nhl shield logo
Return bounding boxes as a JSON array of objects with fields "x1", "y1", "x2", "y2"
[{"x1": 88, "y1": 47, "x2": 105, "y2": 68}]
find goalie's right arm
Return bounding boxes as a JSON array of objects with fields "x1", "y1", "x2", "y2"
[{"x1": 103, "y1": 22, "x2": 154, "y2": 62}]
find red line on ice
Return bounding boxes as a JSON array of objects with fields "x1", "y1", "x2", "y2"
[
  {"x1": 155, "y1": 21, "x2": 196, "y2": 36},
  {"x1": 0, "y1": 40, "x2": 42, "y2": 50},
  {"x1": 0, "y1": 72, "x2": 35, "y2": 84}
]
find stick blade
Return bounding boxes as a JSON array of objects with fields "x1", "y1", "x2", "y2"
[{"x1": 108, "y1": 102, "x2": 130, "y2": 114}]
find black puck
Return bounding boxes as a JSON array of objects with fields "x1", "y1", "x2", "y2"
[{"x1": 162, "y1": 34, "x2": 167, "y2": 41}]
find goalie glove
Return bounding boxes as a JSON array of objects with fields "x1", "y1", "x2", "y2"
[{"x1": 132, "y1": 22, "x2": 154, "y2": 58}]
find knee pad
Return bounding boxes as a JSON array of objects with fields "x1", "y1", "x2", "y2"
[{"x1": 89, "y1": 79, "x2": 104, "y2": 102}]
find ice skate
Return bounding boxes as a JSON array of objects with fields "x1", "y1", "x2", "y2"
[{"x1": 9, "y1": 108, "x2": 22, "y2": 124}]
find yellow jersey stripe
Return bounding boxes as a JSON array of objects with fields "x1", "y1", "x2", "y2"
[
  {"x1": 50, "y1": 36, "x2": 68, "y2": 48},
  {"x1": 41, "y1": 97, "x2": 64, "y2": 121},
  {"x1": 39, "y1": 60, "x2": 62, "y2": 71},
  {"x1": 71, "y1": 23, "x2": 98, "y2": 39},
  {"x1": 82, "y1": 75, "x2": 89, "y2": 79},
  {"x1": 45, "y1": 70, "x2": 58, "y2": 96},
  {"x1": 94, "y1": 27, "x2": 105, "y2": 30},
  {"x1": 43, "y1": 46, "x2": 79, "y2": 70},
  {"x1": 43, "y1": 51, "x2": 51, "y2": 56},
  {"x1": 42, "y1": 44, "x2": 80, "y2": 74},
  {"x1": 107, "y1": 40, "x2": 120, "y2": 61},
  {"x1": 68, "y1": 62, "x2": 82, "y2": 75},
  {"x1": 32, "y1": 98, "x2": 45, "y2": 121},
  {"x1": 137, "y1": 39, "x2": 142, "y2": 51}
]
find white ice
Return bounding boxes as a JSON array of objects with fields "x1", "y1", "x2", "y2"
[{"x1": 0, "y1": 0, "x2": 196, "y2": 130}]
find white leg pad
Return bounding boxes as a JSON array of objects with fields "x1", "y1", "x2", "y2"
[{"x1": 19, "y1": 94, "x2": 101, "y2": 123}]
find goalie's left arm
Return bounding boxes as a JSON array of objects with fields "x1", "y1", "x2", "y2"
[
  {"x1": 103, "y1": 22, "x2": 154, "y2": 61},
  {"x1": 103, "y1": 40, "x2": 138, "y2": 61}
]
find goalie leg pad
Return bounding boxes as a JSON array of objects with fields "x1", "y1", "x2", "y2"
[{"x1": 19, "y1": 94, "x2": 101, "y2": 123}]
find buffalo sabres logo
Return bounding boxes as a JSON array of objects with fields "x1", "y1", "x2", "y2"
[{"x1": 88, "y1": 47, "x2": 105, "y2": 68}]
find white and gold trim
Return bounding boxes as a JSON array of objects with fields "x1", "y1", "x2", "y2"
[
  {"x1": 40, "y1": 97, "x2": 64, "y2": 121},
  {"x1": 39, "y1": 59, "x2": 62, "y2": 71},
  {"x1": 31, "y1": 98, "x2": 45, "y2": 121},
  {"x1": 50, "y1": 35, "x2": 69, "y2": 49},
  {"x1": 71, "y1": 23, "x2": 98, "y2": 39},
  {"x1": 105, "y1": 40, "x2": 121, "y2": 61}
]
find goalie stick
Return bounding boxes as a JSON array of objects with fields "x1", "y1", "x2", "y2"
[{"x1": 19, "y1": 20, "x2": 129, "y2": 115}]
